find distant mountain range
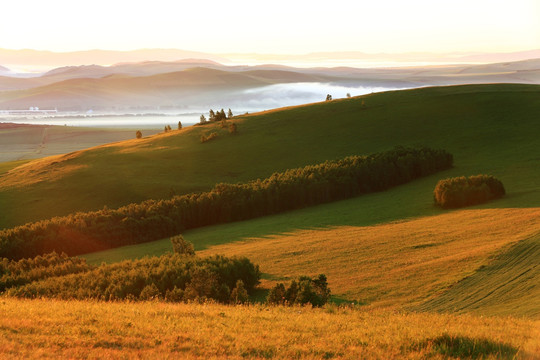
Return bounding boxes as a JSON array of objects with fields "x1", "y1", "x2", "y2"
[
  {"x1": 0, "y1": 57, "x2": 538, "y2": 112},
  {"x1": 224, "y1": 49, "x2": 540, "y2": 65},
  {"x1": 0, "y1": 48, "x2": 229, "y2": 69},
  {"x1": 2, "y1": 48, "x2": 540, "y2": 70}
]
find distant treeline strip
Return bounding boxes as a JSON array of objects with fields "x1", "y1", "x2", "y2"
[{"x1": 0, "y1": 146, "x2": 453, "y2": 259}]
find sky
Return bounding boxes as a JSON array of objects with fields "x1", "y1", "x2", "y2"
[{"x1": 1, "y1": 0, "x2": 538, "y2": 55}]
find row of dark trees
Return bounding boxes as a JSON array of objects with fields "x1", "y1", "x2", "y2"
[
  {"x1": 0, "y1": 251, "x2": 93, "y2": 292},
  {"x1": 434, "y1": 175, "x2": 505, "y2": 208},
  {"x1": 7, "y1": 253, "x2": 260, "y2": 303},
  {"x1": 0, "y1": 146, "x2": 453, "y2": 259}
]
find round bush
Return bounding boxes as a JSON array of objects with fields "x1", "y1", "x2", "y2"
[{"x1": 434, "y1": 175, "x2": 505, "y2": 208}]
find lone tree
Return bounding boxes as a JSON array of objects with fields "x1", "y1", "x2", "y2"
[
  {"x1": 170, "y1": 235, "x2": 195, "y2": 256},
  {"x1": 346, "y1": 93, "x2": 351, "y2": 98},
  {"x1": 227, "y1": 108, "x2": 233, "y2": 118},
  {"x1": 135, "y1": 130, "x2": 142, "y2": 139},
  {"x1": 230, "y1": 280, "x2": 249, "y2": 304},
  {"x1": 178, "y1": 121, "x2": 182, "y2": 130},
  {"x1": 200, "y1": 114, "x2": 206, "y2": 124},
  {"x1": 326, "y1": 94, "x2": 333, "y2": 101}
]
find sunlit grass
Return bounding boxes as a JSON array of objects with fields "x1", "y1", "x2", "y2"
[
  {"x1": 0, "y1": 298, "x2": 538, "y2": 359},
  {"x1": 197, "y1": 208, "x2": 540, "y2": 310}
]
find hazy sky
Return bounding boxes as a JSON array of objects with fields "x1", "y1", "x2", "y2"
[{"x1": 2, "y1": 0, "x2": 538, "y2": 54}]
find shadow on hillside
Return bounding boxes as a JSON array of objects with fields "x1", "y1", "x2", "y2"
[{"x1": 411, "y1": 334, "x2": 518, "y2": 359}]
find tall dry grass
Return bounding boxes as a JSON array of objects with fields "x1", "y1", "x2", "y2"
[{"x1": 0, "y1": 298, "x2": 538, "y2": 359}]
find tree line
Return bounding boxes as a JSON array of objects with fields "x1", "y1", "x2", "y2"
[
  {"x1": 0, "y1": 251, "x2": 93, "y2": 292},
  {"x1": 0, "y1": 146, "x2": 453, "y2": 259},
  {"x1": 6, "y1": 253, "x2": 260, "y2": 303}
]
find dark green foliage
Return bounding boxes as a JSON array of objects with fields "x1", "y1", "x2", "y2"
[
  {"x1": 268, "y1": 274, "x2": 330, "y2": 307},
  {"x1": 7, "y1": 254, "x2": 260, "y2": 302},
  {"x1": 230, "y1": 280, "x2": 249, "y2": 304},
  {"x1": 0, "y1": 147, "x2": 452, "y2": 259},
  {"x1": 215, "y1": 109, "x2": 227, "y2": 122},
  {"x1": 170, "y1": 235, "x2": 195, "y2": 256},
  {"x1": 326, "y1": 94, "x2": 332, "y2": 101},
  {"x1": 267, "y1": 283, "x2": 286, "y2": 305},
  {"x1": 0, "y1": 252, "x2": 93, "y2": 292},
  {"x1": 434, "y1": 175, "x2": 505, "y2": 208}
]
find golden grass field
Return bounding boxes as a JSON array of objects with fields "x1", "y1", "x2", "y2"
[
  {"x1": 199, "y1": 208, "x2": 540, "y2": 310},
  {"x1": 1, "y1": 298, "x2": 538, "y2": 359}
]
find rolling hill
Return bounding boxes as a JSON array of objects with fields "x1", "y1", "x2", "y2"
[
  {"x1": 0, "y1": 84, "x2": 540, "y2": 344},
  {"x1": 0, "y1": 59, "x2": 539, "y2": 109},
  {"x1": 0, "y1": 67, "x2": 338, "y2": 110},
  {"x1": 1, "y1": 83, "x2": 538, "y2": 231}
]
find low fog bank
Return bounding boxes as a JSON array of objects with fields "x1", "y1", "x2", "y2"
[{"x1": 2, "y1": 82, "x2": 406, "y2": 128}]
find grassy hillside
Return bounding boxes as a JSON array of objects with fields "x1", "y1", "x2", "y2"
[
  {"x1": 196, "y1": 208, "x2": 540, "y2": 309},
  {"x1": 420, "y1": 232, "x2": 540, "y2": 318},
  {"x1": 1, "y1": 298, "x2": 538, "y2": 359},
  {"x1": 1, "y1": 84, "x2": 539, "y2": 230},
  {"x1": 86, "y1": 208, "x2": 540, "y2": 312}
]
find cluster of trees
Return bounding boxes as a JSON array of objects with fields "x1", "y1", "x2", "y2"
[
  {"x1": 1, "y1": 252, "x2": 93, "y2": 292},
  {"x1": 434, "y1": 175, "x2": 505, "y2": 208},
  {"x1": 7, "y1": 253, "x2": 260, "y2": 303},
  {"x1": 267, "y1": 274, "x2": 330, "y2": 307},
  {"x1": 200, "y1": 109, "x2": 233, "y2": 124},
  {"x1": 0, "y1": 147, "x2": 452, "y2": 259}
]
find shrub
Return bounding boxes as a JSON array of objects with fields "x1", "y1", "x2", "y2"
[
  {"x1": 230, "y1": 280, "x2": 249, "y2": 304},
  {"x1": 200, "y1": 132, "x2": 218, "y2": 143},
  {"x1": 434, "y1": 175, "x2": 505, "y2": 208},
  {"x1": 170, "y1": 235, "x2": 195, "y2": 256},
  {"x1": 178, "y1": 121, "x2": 182, "y2": 130},
  {"x1": 268, "y1": 274, "x2": 330, "y2": 307},
  {"x1": 135, "y1": 130, "x2": 142, "y2": 139},
  {"x1": 267, "y1": 283, "x2": 286, "y2": 305},
  {"x1": 229, "y1": 122, "x2": 237, "y2": 134}
]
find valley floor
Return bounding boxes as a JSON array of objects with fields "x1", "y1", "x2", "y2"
[
  {"x1": 0, "y1": 123, "x2": 161, "y2": 162},
  {"x1": 0, "y1": 298, "x2": 538, "y2": 359}
]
